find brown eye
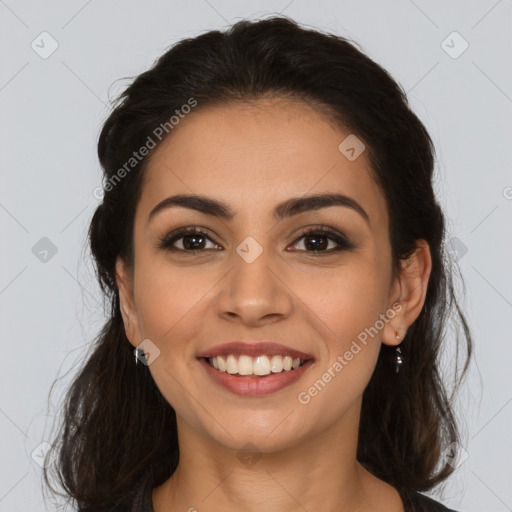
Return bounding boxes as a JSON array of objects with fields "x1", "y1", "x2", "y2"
[
  {"x1": 288, "y1": 228, "x2": 356, "y2": 253},
  {"x1": 158, "y1": 226, "x2": 356, "y2": 255},
  {"x1": 158, "y1": 227, "x2": 221, "y2": 252}
]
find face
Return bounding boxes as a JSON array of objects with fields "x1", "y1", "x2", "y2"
[{"x1": 116, "y1": 97, "x2": 408, "y2": 454}]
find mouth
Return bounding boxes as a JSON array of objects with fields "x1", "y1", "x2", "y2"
[
  {"x1": 197, "y1": 341, "x2": 315, "y2": 377},
  {"x1": 196, "y1": 342, "x2": 315, "y2": 396}
]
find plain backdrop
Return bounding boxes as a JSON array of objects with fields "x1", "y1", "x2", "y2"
[{"x1": 1, "y1": 1, "x2": 511, "y2": 510}]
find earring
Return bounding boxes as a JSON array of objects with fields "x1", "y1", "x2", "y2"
[
  {"x1": 134, "y1": 347, "x2": 140, "y2": 366},
  {"x1": 395, "y1": 333, "x2": 404, "y2": 373}
]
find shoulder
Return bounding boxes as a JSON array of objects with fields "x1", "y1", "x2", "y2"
[{"x1": 399, "y1": 487, "x2": 460, "y2": 512}]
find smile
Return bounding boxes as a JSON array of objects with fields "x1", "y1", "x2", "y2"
[
  {"x1": 199, "y1": 355, "x2": 314, "y2": 396},
  {"x1": 206, "y1": 354, "x2": 306, "y2": 376}
]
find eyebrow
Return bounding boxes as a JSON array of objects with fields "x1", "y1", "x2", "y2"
[{"x1": 148, "y1": 193, "x2": 370, "y2": 225}]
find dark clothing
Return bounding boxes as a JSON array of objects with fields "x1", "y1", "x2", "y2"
[
  {"x1": 400, "y1": 487, "x2": 459, "y2": 511},
  {"x1": 128, "y1": 477, "x2": 460, "y2": 511}
]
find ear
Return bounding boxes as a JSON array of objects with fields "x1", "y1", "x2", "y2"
[
  {"x1": 115, "y1": 256, "x2": 142, "y2": 348},
  {"x1": 382, "y1": 239, "x2": 432, "y2": 346}
]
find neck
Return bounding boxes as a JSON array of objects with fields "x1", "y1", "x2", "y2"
[{"x1": 152, "y1": 398, "x2": 398, "y2": 512}]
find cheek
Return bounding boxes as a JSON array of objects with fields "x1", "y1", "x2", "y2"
[
  {"x1": 133, "y1": 257, "x2": 211, "y2": 342},
  {"x1": 301, "y1": 264, "x2": 389, "y2": 385},
  {"x1": 304, "y1": 262, "x2": 389, "y2": 339},
  {"x1": 290, "y1": 266, "x2": 389, "y2": 423},
  {"x1": 131, "y1": 260, "x2": 211, "y2": 414}
]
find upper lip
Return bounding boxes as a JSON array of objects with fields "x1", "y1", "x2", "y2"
[{"x1": 198, "y1": 342, "x2": 314, "y2": 360}]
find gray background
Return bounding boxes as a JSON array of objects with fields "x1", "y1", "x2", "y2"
[{"x1": 1, "y1": 0, "x2": 511, "y2": 510}]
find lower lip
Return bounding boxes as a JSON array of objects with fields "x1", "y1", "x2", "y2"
[{"x1": 198, "y1": 357, "x2": 314, "y2": 396}]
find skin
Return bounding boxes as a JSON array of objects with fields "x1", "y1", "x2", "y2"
[{"x1": 116, "y1": 97, "x2": 432, "y2": 512}]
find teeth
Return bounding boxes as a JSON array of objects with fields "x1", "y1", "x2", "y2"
[
  {"x1": 270, "y1": 355, "x2": 283, "y2": 373},
  {"x1": 226, "y1": 354, "x2": 238, "y2": 374},
  {"x1": 238, "y1": 355, "x2": 254, "y2": 375},
  {"x1": 253, "y1": 355, "x2": 271, "y2": 375},
  {"x1": 207, "y1": 354, "x2": 305, "y2": 376}
]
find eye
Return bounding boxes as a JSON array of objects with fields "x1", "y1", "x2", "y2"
[
  {"x1": 288, "y1": 227, "x2": 356, "y2": 254},
  {"x1": 158, "y1": 226, "x2": 221, "y2": 252},
  {"x1": 157, "y1": 226, "x2": 356, "y2": 254}
]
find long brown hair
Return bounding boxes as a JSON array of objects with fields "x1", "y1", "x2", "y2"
[{"x1": 43, "y1": 15, "x2": 473, "y2": 511}]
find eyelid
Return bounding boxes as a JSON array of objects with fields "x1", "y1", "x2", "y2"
[{"x1": 156, "y1": 225, "x2": 221, "y2": 251}]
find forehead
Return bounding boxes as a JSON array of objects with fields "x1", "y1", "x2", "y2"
[{"x1": 138, "y1": 98, "x2": 387, "y2": 225}]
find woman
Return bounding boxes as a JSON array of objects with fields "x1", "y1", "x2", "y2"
[{"x1": 44, "y1": 16, "x2": 473, "y2": 512}]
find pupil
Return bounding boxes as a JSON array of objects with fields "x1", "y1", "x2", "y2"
[
  {"x1": 305, "y1": 235, "x2": 327, "y2": 251},
  {"x1": 184, "y1": 235, "x2": 204, "y2": 250}
]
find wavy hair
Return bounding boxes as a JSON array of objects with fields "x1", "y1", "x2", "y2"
[{"x1": 43, "y1": 15, "x2": 473, "y2": 511}]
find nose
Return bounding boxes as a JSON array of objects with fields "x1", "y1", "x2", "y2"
[{"x1": 215, "y1": 242, "x2": 293, "y2": 327}]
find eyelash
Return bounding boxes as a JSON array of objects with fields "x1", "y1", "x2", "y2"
[{"x1": 157, "y1": 225, "x2": 357, "y2": 255}]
